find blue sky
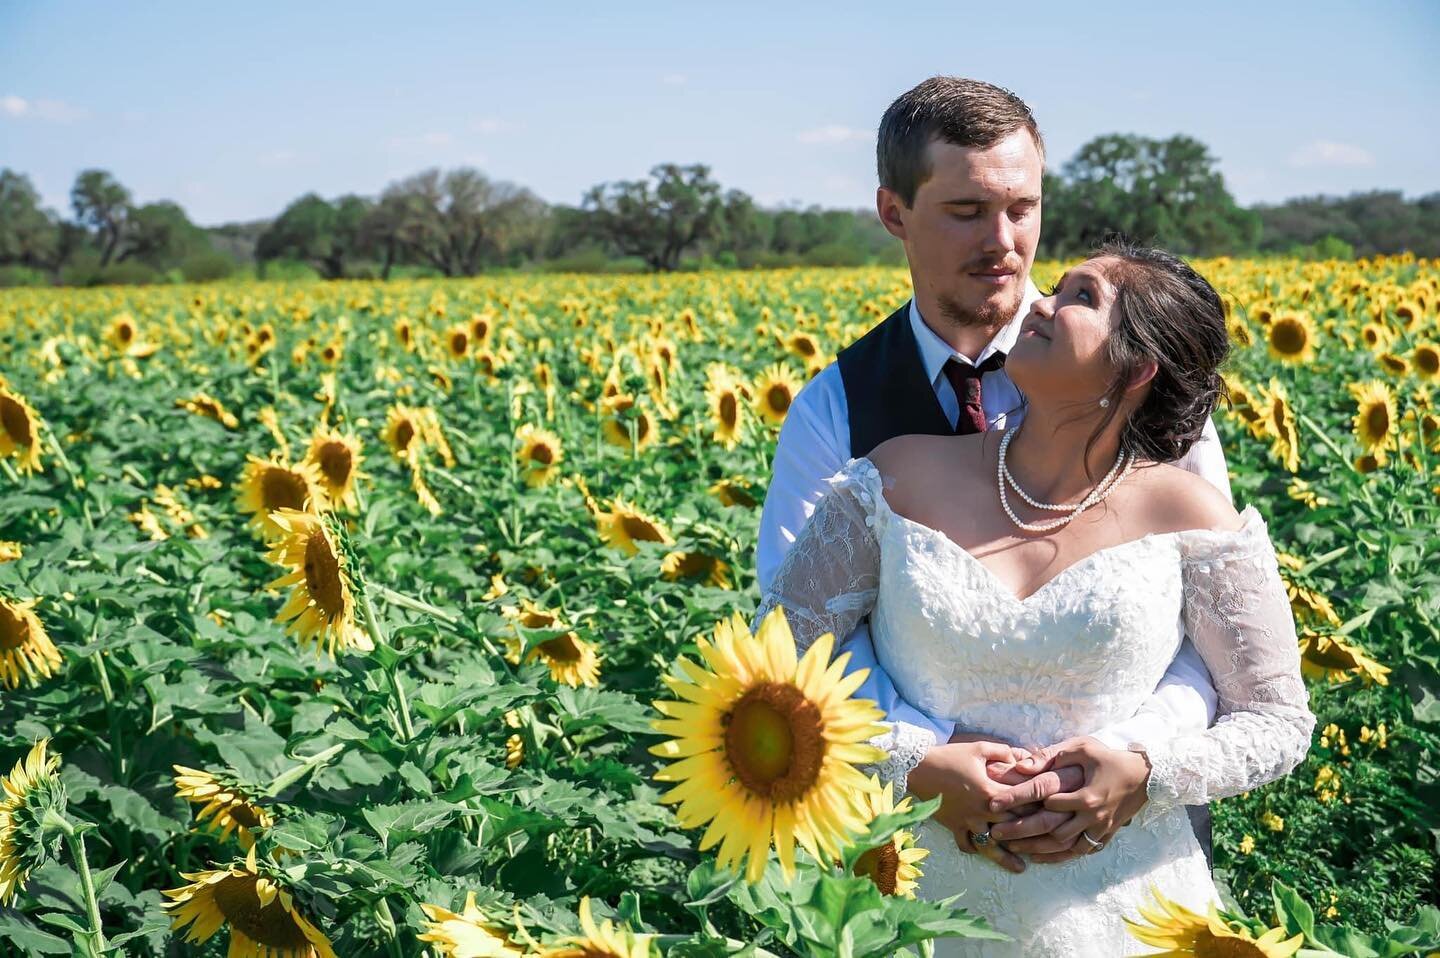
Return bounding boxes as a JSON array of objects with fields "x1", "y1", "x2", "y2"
[{"x1": 3, "y1": 1, "x2": 1436, "y2": 226}]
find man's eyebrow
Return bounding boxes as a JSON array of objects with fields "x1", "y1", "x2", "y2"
[{"x1": 938, "y1": 194, "x2": 1041, "y2": 206}]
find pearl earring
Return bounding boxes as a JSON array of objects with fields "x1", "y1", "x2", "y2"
[{"x1": 1099, "y1": 398, "x2": 1111, "y2": 409}]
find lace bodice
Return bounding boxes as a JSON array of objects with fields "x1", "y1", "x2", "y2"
[{"x1": 753, "y1": 456, "x2": 1315, "y2": 810}]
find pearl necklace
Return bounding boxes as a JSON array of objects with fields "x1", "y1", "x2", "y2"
[{"x1": 997, "y1": 426, "x2": 1135, "y2": 533}]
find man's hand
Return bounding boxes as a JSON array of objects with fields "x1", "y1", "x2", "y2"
[
  {"x1": 908, "y1": 740, "x2": 1028, "y2": 874},
  {"x1": 985, "y1": 736, "x2": 1151, "y2": 863}
]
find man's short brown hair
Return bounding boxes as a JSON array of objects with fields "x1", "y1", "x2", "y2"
[{"x1": 877, "y1": 77, "x2": 1044, "y2": 207}]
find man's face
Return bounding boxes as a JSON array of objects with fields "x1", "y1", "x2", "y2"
[{"x1": 878, "y1": 129, "x2": 1043, "y2": 329}]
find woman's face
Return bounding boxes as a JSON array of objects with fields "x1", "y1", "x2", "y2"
[{"x1": 1006, "y1": 256, "x2": 1129, "y2": 406}]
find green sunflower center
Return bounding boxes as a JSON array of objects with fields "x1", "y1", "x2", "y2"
[
  {"x1": 212, "y1": 874, "x2": 314, "y2": 950},
  {"x1": 725, "y1": 682, "x2": 824, "y2": 802}
]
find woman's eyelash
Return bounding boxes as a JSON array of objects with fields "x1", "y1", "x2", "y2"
[{"x1": 1044, "y1": 282, "x2": 1061, "y2": 296}]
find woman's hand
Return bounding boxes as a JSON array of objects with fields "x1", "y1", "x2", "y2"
[
  {"x1": 985, "y1": 736, "x2": 1151, "y2": 862},
  {"x1": 908, "y1": 739, "x2": 1030, "y2": 874}
]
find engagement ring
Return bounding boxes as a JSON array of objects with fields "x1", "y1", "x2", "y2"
[
  {"x1": 972, "y1": 829, "x2": 993, "y2": 847},
  {"x1": 1080, "y1": 830, "x2": 1104, "y2": 851}
]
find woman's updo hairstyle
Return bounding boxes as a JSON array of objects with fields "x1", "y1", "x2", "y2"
[{"x1": 1088, "y1": 238, "x2": 1230, "y2": 463}]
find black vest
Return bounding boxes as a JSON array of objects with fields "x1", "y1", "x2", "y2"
[
  {"x1": 836, "y1": 302, "x2": 954, "y2": 457},
  {"x1": 832, "y1": 298, "x2": 1216, "y2": 871}
]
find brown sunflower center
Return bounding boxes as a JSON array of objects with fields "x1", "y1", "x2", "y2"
[
  {"x1": 302, "y1": 530, "x2": 346, "y2": 619},
  {"x1": 316, "y1": 443, "x2": 352, "y2": 487},
  {"x1": 394, "y1": 420, "x2": 416, "y2": 451},
  {"x1": 450, "y1": 332, "x2": 468, "y2": 354},
  {"x1": 1271, "y1": 320, "x2": 1308, "y2": 355},
  {"x1": 853, "y1": 840, "x2": 901, "y2": 895},
  {"x1": 528, "y1": 443, "x2": 554, "y2": 466},
  {"x1": 620, "y1": 514, "x2": 664, "y2": 543},
  {"x1": 226, "y1": 800, "x2": 265, "y2": 828},
  {"x1": 1418, "y1": 348, "x2": 1440, "y2": 375},
  {"x1": 634, "y1": 413, "x2": 651, "y2": 441},
  {"x1": 1304, "y1": 636, "x2": 1361, "y2": 670},
  {"x1": 261, "y1": 468, "x2": 308, "y2": 511},
  {"x1": 0, "y1": 603, "x2": 31, "y2": 650},
  {"x1": 719, "y1": 393, "x2": 738, "y2": 429},
  {"x1": 1193, "y1": 930, "x2": 1269, "y2": 958},
  {"x1": 118, "y1": 323, "x2": 134, "y2": 343},
  {"x1": 766, "y1": 384, "x2": 792, "y2": 414},
  {"x1": 1, "y1": 396, "x2": 35, "y2": 447},
  {"x1": 724, "y1": 682, "x2": 825, "y2": 802},
  {"x1": 669, "y1": 553, "x2": 712, "y2": 578},
  {"x1": 1365, "y1": 403, "x2": 1390, "y2": 438},
  {"x1": 212, "y1": 874, "x2": 315, "y2": 950},
  {"x1": 518, "y1": 610, "x2": 557, "y2": 629},
  {"x1": 793, "y1": 337, "x2": 817, "y2": 357},
  {"x1": 537, "y1": 633, "x2": 583, "y2": 663}
]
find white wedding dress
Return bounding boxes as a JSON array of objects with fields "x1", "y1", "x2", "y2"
[{"x1": 754, "y1": 457, "x2": 1314, "y2": 957}]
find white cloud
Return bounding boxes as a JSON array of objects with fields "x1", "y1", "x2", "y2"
[
  {"x1": 0, "y1": 95, "x2": 88, "y2": 122},
  {"x1": 258, "y1": 149, "x2": 298, "y2": 168},
  {"x1": 1288, "y1": 140, "x2": 1375, "y2": 168},
  {"x1": 471, "y1": 117, "x2": 506, "y2": 134},
  {"x1": 661, "y1": 73, "x2": 687, "y2": 85},
  {"x1": 796, "y1": 124, "x2": 871, "y2": 145}
]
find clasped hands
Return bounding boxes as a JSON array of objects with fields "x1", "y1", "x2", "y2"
[{"x1": 905, "y1": 729, "x2": 1153, "y2": 874}]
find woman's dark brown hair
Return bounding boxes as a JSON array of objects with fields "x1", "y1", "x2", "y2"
[{"x1": 1086, "y1": 238, "x2": 1230, "y2": 464}]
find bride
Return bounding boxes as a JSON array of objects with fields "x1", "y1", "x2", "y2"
[{"x1": 753, "y1": 241, "x2": 1315, "y2": 956}]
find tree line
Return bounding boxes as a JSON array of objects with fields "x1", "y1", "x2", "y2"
[{"x1": 2, "y1": 132, "x2": 1435, "y2": 286}]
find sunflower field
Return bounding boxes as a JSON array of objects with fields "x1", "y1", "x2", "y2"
[{"x1": 0, "y1": 258, "x2": 1438, "y2": 957}]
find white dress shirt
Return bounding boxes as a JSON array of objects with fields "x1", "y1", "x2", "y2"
[{"x1": 757, "y1": 279, "x2": 1231, "y2": 750}]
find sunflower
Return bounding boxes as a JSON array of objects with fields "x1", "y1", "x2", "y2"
[
  {"x1": 176, "y1": 392, "x2": 241, "y2": 429},
  {"x1": 265, "y1": 509, "x2": 373, "y2": 660},
  {"x1": 446, "y1": 324, "x2": 471, "y2": 360},
  {"x1": 1281, "y1": 575, "x2": 1342, "y2": 627},
  {"x1": 516, "y1": 424, "x2": 564, "y2": 488},
  {"x1": 1412, "y1": 343, "x2": 1440, "y2": 381},
  {"x1": 0, "y1": 597, "x2": 63, "y2": 690},
  {"x1": 0, "y1": 541, "x2": 21, "y2": 563},
  {"x1": 600, "y1": 394, "x2": 658, "y2": 453},
  {"x1": 1266, "y1": 312, "x2": 1317, "y2": 364},
  {"x1": 1348, "y1": 380, "x2": 1398, "y2": 457},
  {"x1": 0, "y1": 738, "x2": 66, "y2": 905},
  {"x1": 1377, "y1": 351, "x2": 1410, "y2": 377},
  {"x1": 383, "y1": 404, "x2": 424, "y2": 461},
  {"x1": 502, "y1": 599, "x2": 601, "y2": 688},
  {"x1": 753, "y1": 362, "x2": 803, "y2": 427},
  {"x1": 418, "y1": 889, "x2": 523, "y2": 958},
  {"x1": 172, "y1": 765, "x2": 275, "y2": 849},
  {"x1": 649, "y1": 607, "x2": 887, "y2": 882},
  {"x1": 1360, "y1": 321, "x2": 1392, "y2": 352},
  {"x1": 1285, "y1": 478, "x2": 1330, "y2": 510},
  {"x1": 1124, "y1": 886, "x2": 1302, "y2": 957},
  {"x1": 394, "y1": 318, "x2": 415, "y2": 352},
  {"x1": 162, "y1": 844, "x2": 337, "y2": 958},
  {"x1": 705, "y1": 365, "x2": 747, "y2": 450},
  {"x1": 1220, "y1": 373, "x2": 1263, "y2": 430},
  {"x1": 850, "y1": 776, "x2": 929, "y2": 898},
  {"x1": 0, "y1": 384, "x2": 45, "y2": 474},
  {"x1": 106, "y1": 312, "x2": 158, "y2": 356},
  {"x1": 1299, "y1": 630, "x2": 1391, "y2": 685},
  {"x1": 304, "y1": 427, "x2": 364, "y2": 511},
  {"x1": 535, "y1": 896, "x2": 653, "y2": 958},
  {"x1": 660, "y1": 550, "x2": 733, "y2": 589},
  {"x1": 596, "y1": 499, "x2": 674, "y2": 556},
  {"x1": 708, "y1": 478, "x2": 758, "y2": 509},
  {"x1": 1251, "y1": 378, "x2": 1299, "y2": 472},
  {"x1": 505, "y1": 733, "x2": 525, "y2": 770},
  {"x1": 236, "y1": 456, "x2": 328, "y2": 539}
]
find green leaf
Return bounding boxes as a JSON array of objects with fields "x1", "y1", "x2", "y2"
[{"x1": 1273, "y1": 880, "x2": 1317, "y2": 940}]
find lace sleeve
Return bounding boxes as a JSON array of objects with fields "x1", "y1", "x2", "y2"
[
  {"x1": 751, "y1": 457, "x2": 937, "y2": 796},
  {"x1": 1135, "y1": 507, "x2": 1316, "y2": 808}
]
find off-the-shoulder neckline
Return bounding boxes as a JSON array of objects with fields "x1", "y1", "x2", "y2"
[{"x1": 833, "y1": 455, "x2": 1268, "y2": 605}]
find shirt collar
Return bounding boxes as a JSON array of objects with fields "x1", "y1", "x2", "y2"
[{"x1": 908, "y1": 276, "x2": 1043, "y2": 383}]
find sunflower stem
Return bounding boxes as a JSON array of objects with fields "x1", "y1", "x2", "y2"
[
  {"x1": 64, "y1": 827, "x2": 108, "y2": 958},
  {"x1": 373, "y1": 584, "x2": 460, "y2": 626},
  {"x1": 265, "y1": 743, "x2": 347, "y2": 797},
  {"x1": 358, "y1": 587, "x2": 416, "y2": 742},
  {"x1": 47, "y1": 426, "x2": 85, "y2": 495}
]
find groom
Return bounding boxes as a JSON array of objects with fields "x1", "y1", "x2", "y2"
[{"x1": 756, "y1": 77, "x2": 1231, "y2": 873}]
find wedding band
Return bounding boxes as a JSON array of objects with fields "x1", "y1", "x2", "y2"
[
  {"x1": 1080, "y1": 830, "x2": 1104, "y2": 850},
  {"x1": 971, "y1": 829, "x2": 993, "y2": 847}
]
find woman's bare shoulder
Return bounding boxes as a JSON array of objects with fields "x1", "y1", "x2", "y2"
[
  {"x1": 868, "y1": 434, "x2": 988, "y2": 510},
  {"x1": 1130, "y1": 460, "x2": 1243, "y2": 533}
]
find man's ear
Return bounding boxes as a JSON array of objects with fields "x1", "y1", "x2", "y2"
[
  {"x1": 1125, "y1": 359, "x2": 1159, "y2": 394},
  {"x1": 876, "y1": 187, "x2": 909, "y2": 241}
]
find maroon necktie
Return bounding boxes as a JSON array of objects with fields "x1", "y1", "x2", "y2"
[{"x1": 942, "y1": 353, "x2": 1007, "y2": 435}]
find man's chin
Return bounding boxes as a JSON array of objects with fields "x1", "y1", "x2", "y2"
[{"x1": 939, "y1": 288, "x2": 1025, "y2": 328}]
